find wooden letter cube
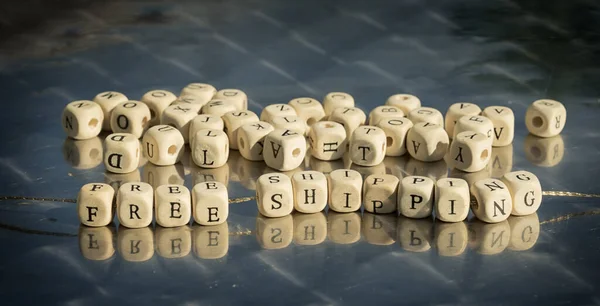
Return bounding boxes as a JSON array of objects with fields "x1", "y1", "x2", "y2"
[
  {"x1": 328, "y1": 169, "x2": 362, "y2": 213},
  {"x1": 263, "y1": 129, "x2": 307, "y2": 171},
  {"x1": 201, "y1": 99, "x2": 237, "y2": 116},
  {"x1": 434, "y1": 178, "x2": 469, "y2": 222},
  {"x1": 363, "y1": 174, "x2": 399, "y2": 214},
  {"x1": 78, "y1": 183, "x2": 114, "y2": 227},
  {"x1": 349, "y1": 126, "x2": 386, "y2": 166},
  {"x1": 143, "y1": 125, "x2": 185, "y2": 166},
  {"x1": 377, "y1": 117, "x2": 413, "y2": 157},
  {"x1": 270, "y1": 116, "x2": 308, "y2": 136},
  {"x1": 155, "y1": 185, "x2": 191, "y2": 227},
  {"x1": 288, "y1": 97, "x2": 326, "y2": 126},
  {"x1": 93, "y1": 91, "x2": 128, "y2": 131},
  {"x1": 368, "y1": 106, "x2": 404, "y2": 126},
  {"x1": 62, "y1": 100, "x2": 103, "y2": 140},
  {"x1": 444, "y1": 102, "x2": 481, "y2": 137},
  {"x1": 385, "y1": 94, "x2": 421, "y2": 114},
  {"x1": 161, "y1": 104, "x2": 201, "y2": 143},
  {"x1": 454, "y1": 115, "x2": 494, "y2": 144},
  {"x1": 448, "y1": 132, "x2": 491, "y2": 173},
  {"x1": 323, "y1": 92, "x2": 354, "y2": 115},
  {"x1": 398, "y1": 176, "x2": 434, "y2": 218},
  {"x1": 117, "y1": 182, "x2": 153, "y2": 228},
  {"x1": 501, "y1": 171, "x2": 542, "y2": 216},
  {"x1": 525, "y1": 99, "x2": 567, "y2": 137},
  {"x1": 222, "y1": 110, "x2": 259, "y2": 150},
  {"x1": 406, "y1": 122, "x2": 449, "y2": 162},
  {"x1": 191, "y1": 129, "x2": 229, "y2": 168},
  {"x1": 213, "y1": 88, "x2": 247, "y2": 110},
  {"x1": 292, "y1": 171, "x2": 327, "y2": 213},
  {"x1": 308, "y1": 121, "x2": 347, "y2": 161},
  {"x1": 104, "y1": 133, "x2": 140, "y2": 174},
  {"x1": 408, "y1": 107, "x2": 444, "y2": 126},
  {"x1": 482, "y1": 106, "x2": 515, "y2": 147},
  {"x1": 470, "y1": 178, "x2": 513, "y2": 223},
  {"x1": 188, "y1": 114, "x2": 224, "y2": 144},
  {"x1": 180, "y1": 83, "x2": 217, "y2": 105},
  {"x1": 256, "y1": 173, "x2": 294, "y2": 217},
  {"x1": 140, "y1": 90, "x2": 177, "y2": 126},
  {"x1": 237, "y1": 121, "x2": 275, "y2": 161},
  {"x1": 329, "y1": 107, "x2": 366, "y2": 137},
  {"x1": 110, "y1": 101, "x2": 151, "y2": 138},
  {"x1": 260, "y1": 104, "x2": 297, "y2": 123},
  {"x1": 192, "y1": 181, "x2": 229, "y2": 225}
]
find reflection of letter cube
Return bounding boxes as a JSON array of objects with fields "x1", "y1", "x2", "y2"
[
  {"x1": 363, "y1": 174, "x2": 399, "y2": 214},
  {"x1": 434, "y1": 222, "x2": 468, "y2": 256},
  {"x1": 377, "y1": 117, "x2": 413, "y2": 157},
  {"x1": 192, "y1": 181, "x2": 229, "y2": 225},
  {"x1": 118, "y1": 227, "x2": 154, "y2": 262},
  {"x1": 62, "y1": 100, "x2": 104, "y2": 140},
  {"x1": 117, "y1": 182, "x2": 153, "y2": 228},
  {"x1": 104, "y1": 133, "x2": 140, "y2": 174},
  {"x1": 292, "y1": 171, "x2": 327, "y2": 213},
  {"x1": 468, "y1": 220, "x2": 510, "y2": 255},
  {"x1": 155, "y1": 185, "x2": 191, "y2": 227},
  {"x1": 470, "y1": 178, "x2": 513, "y2": 223},
  {"x1": 193, "y1": 223, "x2": 229, "y2": 259},
  {"x1": 79, "y1": 225, "x2": 116, "y2": 260},
  {"x1": 434, "y1": 178, "x2": 469, "y2": 222},
  {"x1": 293, "y1": 212, "x2": 327, "y2": 245},
  {"x1": 327, "y1": 212, "x2": 361, "y2": 244},
  {"x1": 77, "y1": 183, "x2": 115, "y2": 227},
  {"x1": 328, "y1": 169, "x2": 362, "y2": 213},
  {"x1": 362, "y1": 213, "x2": 396, "y2": 245},
  {"x1": 525, "y1": 99, "x2": 566, "y2": 138},
  {"x1": 398, "y1": 176, "x2": 434, "y2": 219},
  {"x1": 256, "y1": 214, "x2": 293, "y2": 249},
  {"x1": 349, "y1": 126, "x2": 386, "y2": 166},
  {"x1": 397, "y1": 217, "x2": 433, "y2": 252},
  {"x1": 191, "y1": 129, "x2": 229, "y2": 168},
  {"x1": 308, "y1": 121, "x2": 347, "y2": 161},
  {"x1": 155, "y1": 226, "x2": 192, "y2": 258},
  {"x1": 508, "y1": 213, "x2": 540, "y2": 251},
  {"x1": 143, "y1": 125, "x2": 185, "y2": 166},
  {"x1": 263, "y1": 129, "x2": 307, "y2": 171},
  {"x1": 501, "y1": 171, "x2": 542, "y2": 216},
  {"x1": 256, "y1": 173, "x2": 294, "y2": 217}
]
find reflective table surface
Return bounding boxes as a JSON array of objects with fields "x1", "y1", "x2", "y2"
[{"x1": 1, "y1": 0, "x2": 600, "y2": 304}]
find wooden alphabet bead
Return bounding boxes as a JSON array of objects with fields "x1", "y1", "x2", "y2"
[
  {"x1": 368, "y1": 106, "x2": 404, "y2": 126},
  {"x1": 434, "y1": 222, "x2": 468, "y2": 256},
  {"x1": 79, "y1": 225, "x2": 116, "y2": 260},
  {"x1": 192, "y1": 181, "x2": 229, "y2": 225},
  {"x1": 255, "y1": 214, "x2": 293, "y2": 249},
  {"x1": 501, "y1": 171, "x2": 542, "y2": 216},
  {"x1": 104, "y1": 133, "x2": 140, "y2": 174},
  {"x1": 155, "y1": 185, "x2": 191, "y2": 227},
  {"x1": 349, "y1": 126, "x2": 386, "y2": 166},
  {"x1": 362, "y1": 213, "x2": 397, "y2": 245},
  {"x1": 448, "y1": 132, "x2": 491, "y2": 172},
  {"x1": 398, "y1": 176, "x2": 434, "y2": 218},
  {"x1": 188, "y1": 114, "x2": 224, "y2": 145},
  {"x1": 327, "y1": 212, "x2": 361, "y2": 244},
  {"x1": 444, "y1": 102, "x2": 481, "y2": 137},
  {"x1": 260, "y1": 104, "x2": 297, "y2": 123},
  {"x1": 93, "y1": 91, "x2": 128, "y2": 131},
  {"x1": 117, "y1": 182, "x2": 153, "y2": 228},
  {"x1": 62, "y1": 137, "x2": 103, "y2": 169},
  {"x1": 397, "y1": 217, "x2": 433, "y2": 252},
  {"x1": 117, "y1": 227, "x2": 154, "y2": 262},
  {"x1": 143, "y1": 125, "x2": 184, "y2": 166},
  {"x1": 408, "y1": 107, "x2": 444, "y2": 126},
  {"x1": 482, "y1": 106, "x2": 514, "y2": 146},
  {"x1": 161, "y1": 104, "x2": 201, "y2": 143},
  {"x1": 470, "y1": 178, "x2": 513, "y2": 223},
  {"x1": 525, "y1": 99, "x2": 566, "y2": 137},
  {"x1": 193, "y1": 222, "x2": 229, "y2": 259},
  {"x1": 270, "y1": 116, "x2": 308, "y2": 136},
  {"x1": 78, "y1": 183, "x2": 115, "y2": 227},
  {"x1": 363, "y1": 174, "x2": 399, "y2": 214},
  {"x1": 213, "y1": 88, "x2": 247, "y2": 110},
  {"x1": 140, "y1": 90, "x2": 177, "y2": 126},
  {"x1": 377, "y1": 117, "x2": 413, "y2": 157},
  {"x1": 328, "y1": 169, "x2": 362, "y2": 213},
  {"x1": 180, "y1": 83, "x2": 217, "y2": 104},
  {"x1": 454, "y1": 115, "x2": 493, "y2": 144},
  {"x1": 468, "y1": 220, "x2": 510, "y2": 255},
  {"x1": 256, "y1": 173, "x2": 294, "y2": 217},
  {"x1": 308, "y1": 121, "x2": 347, "y2": 161},
  {"x1": 237, "y1": 121, "x2": 274, "y2": 161},
  {"x1": 385, "y1": 94, "x2": 421, "y2": 114},
  {"x1": 508, "y1": 213, "x2": 539, "y2": 251},
  {"x1": 62, "y1": 100, "x2": 104, "y2": 140},
  {"x1": 291, "y1": 171, "x2": 327, "y2": 213},
  {"x1": 323, "y1": 92, "x2": 354, "y2": 115},
  {"x1": 110, "y1": 101, "x2": 151, "y2": 138},
  {"x1": 293, "y1": 212, "x2": 327, "y2": 245},
  {"x1": 191, "y1": 129, "x2": 229, "y2": 168},
  {"x1": 288, "y1": 97, "x2": 326, "y2": 126},
  {"x1": 263, "y1": 129, "x2": 307, "y2": 171},
  {"x1": 201, "y1": 99, "x2": 237, "y2": 116},
  {"x1": 524, "y1": 134, "x2": 564, "y2": 167},
  {"x1": 406, "y1": 122, "x2": 449, "y2": 162},
  {"x1": 222, "y1": 110, "x2": 259, "y2": 150},
  {"x1": 329, "y1": 107, "x2": 367, "y2": 137},
  {"x1": 434, "y1": 178, "x2": 469, "y2": 222},
  {"x1": 155, "y1": 226, "x2": 192, "y2": 258}
]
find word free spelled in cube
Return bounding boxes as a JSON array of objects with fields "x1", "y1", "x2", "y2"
[
  {"x1": 192, "y1": 181, "x2": 229, "y2": 225},
  {"x1": 110, "y1": 101, "x2": 151, "y2": 138},
  {"x1": 117, "y1": 182, "x2": 154, "y2": 228},
  {"x1": 155, "y1": 185, "x2": 191, "y2": 227},
  {"x1": 78, "y1": 183, "x2": 115, "y2": 227}
]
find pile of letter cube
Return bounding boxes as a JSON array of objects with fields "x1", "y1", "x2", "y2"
[{"x1": 62, "y1": 83, "x2": 566, "y2": 228}]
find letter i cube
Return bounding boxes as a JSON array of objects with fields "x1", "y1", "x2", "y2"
[
  {"x1": 155, "y1": 185, "x2": 191, "y2": 227},
  {"x1": 192, "y1": 181, "x2": 229, "y2": 225},
  {"x1": 328, "y1": 169, "x2": 362, "y2": 213},
  {"x1": 78, "y1": 183, "x2": 115, "y2": 227},
  {"x1": 117, "y1": 182, "x2": 153, "y2": 228},
  {"x1": 434, "y1": 178, "x2": 469, "y2": 222}
]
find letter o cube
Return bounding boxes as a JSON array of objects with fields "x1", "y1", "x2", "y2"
[{"x1": 110, "y1": 101, "x2": 151, "y2": 138}]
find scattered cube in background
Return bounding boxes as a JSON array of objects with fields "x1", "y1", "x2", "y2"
[
  {"x1": 62, "y1": 100, "x2": 104, "y2": 140},
  {"x1": 470, "y1": 178, "x2": 513, "y2": 223},
  {"x1": 93, "y1": 91, "x2": 128, "y2": 131},
  {"x1": 454, "y1": 115, "x2": 494, "y2": 144},
  {"x1": 377, "y1": 117, "x2": 413, "y2": 157},
  {"x1": 256, "y1": 173, "x2": 294, "y2": 217},
  {"x1": 323, "y1": 92, "x2": 354, "y2": 115},
  {"x1": 104, "y1": 133, "x2": 140, "y2": 174},
  {"x1": 191, "y1": 129, "x2": 229, "y2": 168},
  {"x1": 408, "y1": 107, "x2": 444, "y2": 126},
  {"x1": 525, "y1": 99, "x2": 566, "y2": 138},
  {"x1": 434, "y1": 178, "x2": 470, "y2": 222},
  {"x1": 179, "y1": 83, "x2": 217, "y2": 105},
  {"x1": 143, "y1": 125, "x2": 185, "y2": 166},
  {"x1": 501, "y1": 170, "x2": 542, "y2": 216},
  {"x1": 363, "y1": 174, "x2": 399, "y2": 214},
  {"x1": 222, "y1": 110, "x2": 259, "y2": 150},
  {"x1": 292, "y1": 171, "x2": 327, "y2": 213},
  {"x1": 328, "y1": 169, "x2": 362, "y2": 213},
  {"x1": 398, "y1": 176, "x2": 434, "y2": 219},
  {"x1": 117, "y1": 182, "x2": 153, "y2": 228},
  {"x1": 161, "y1": 103, "x2": 201, "y2": 143},
  {"x1": 406, "y1": 122, "x2": 449, "y2": 162},
  {"x1": 288, "y1": 97, "x2": 326, "y2": 126},
  {"x1": 237, "y1": 121, "x2": 274, "y2": 161},
  {"x1": 308, "y1": 121, "x2": 347, "y2": 161},
  {"x1": 385, "y1": 94, "x2": 421, "y2": 114},
  {"x1": 271, "y1": 115, "x2": 308, "y2": 136},
  {"x1": 349, "y1": 126, "x2": 387, "y2": 166},
  {"x1": 155, "y1": 185, "x2": 191, "y2": 227},
  {"x1": 77, "y1": 183, "x2": 115, "y2": 227},
  {"x1": 192, "y1": 181, "x2": 229, "y2": 225},
  {"x1": 263, "y1": 129, "x2": 307, "y2": 171},
  {"x1": 368, "y1": 105, "x2": 404, "y2": 126},
  {"x1": 213, "y1": 88, "x2": 247, "y2": 110},
  {"x1": 140, "y1": 90, "x2": 177, "y2": 126},
  {"x1": 329, "y1": 107, "x2": 366, "y2": 137},
  {"x1": 188, "y1": 114, "x2": 224, "y2": 144},
  {"x1": 444, "y1": 102, "x2": 482, "y2": 137},
  {"x1": 110, "y1": 101, "x2": 151, "y2": 138},
  {"x1": 482, "y1": 106, "x2": 515, "y2": 146},
  {"x1": 260, "y1": 104, "x2": 297, "y2": 123},
  {"x1": 448, "y1": 132, "x2": 491, "y2": 173},
  {"x1": 201, "y1": 99, "x2": 237, "y2": 116},
  {"x1": 173, "y1": 94, "x2": 211, "y2": 108}
]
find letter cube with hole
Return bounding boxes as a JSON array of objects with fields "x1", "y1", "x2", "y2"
[
  {"x1": 270, "y1": 116, "x2": 308, "y2": 136},
  {"x1": 260, "y1": 104, "x2": 297, "y2": 123},
  {"x1": 155, "y1": 185, "x2": 191, "y2": 227},
  {"x1": 140, "y1": 90, "x2": 177, "y2": 126},
  {"x1": 143, "y1": 125, "x2": 184, "y2": 166},
  {"x1": 501, "y1": 171, "x2": 542, "y2": 216},
  {"x1": 191, "y1": 129, "x2": 229, "y2": 168},
  {"x1": 454, "y1": 115, "x2": 494, "y2": 144},
  {"x1": 188, "y1": 114, "x2": 224, "y2": 144},
  {"x1": 62, "y1": 100, "x2": 104, "y2": 140},
  {"x1": 256, "y1": 214, "x2": 293, "y2": 249},
  {"x1": 434, "y1": 178, "x2": 469, "y2": 222},
  {"x1": 368, "y1": 106, "x2": 404, "y2": 126},
  {"x1": 201, "y1": 99, "x2": 237, "y2": 116},
  {"x1": 192, "y1": 181, "x2": 229, "y2": 225},
  {"x1": 263, "y1": 129, "x2": 307, "y2": 171},
  {"x1": 471, "y1": 178, "x2": 513, "y2": 223},
  {"x1": 222, "y1": 110, "x2": 259, "y2": 150},
  {"x1": 385, "y1": 94, "x2": 421, "y2": 114},
  {"x1": 292, "y1": 171, "x2": 327, "y2": 213},
  {"x1": 323, "y1": 92, "x2": 354, "y2": 115},
  {"x1": 349, "y1": 126, "x2": 387, "y2": 166},
  {"x1": 444, "y1": 102, "x2": 482, "y2": 137},
  {"x1": 408, "y1": 107, "x2": 444, "y2": 126},
  {"x1": 363, "y1": 174, "x2": 399, "y2": 214},
  {"x1": 308, "y1": 121, "x2": 347, "y2": 161},
  {"x1": 213, "y1": 88, "x2": 247, "y2": 110},
  {"x1": 256, "y1": 173, "x2": 294, "y2": 217},
  {"x1": 161, "y1": 104, "x2": 201, "y2": 143},
  {"x1": 93, "y1": 91, "x2": 128, "y2": 131},
  {"x1": 110, "y1": 101, "x2": 151, "y2": 138},
  {"x1": 398, "y1": 176, "x2": 434, "y2": 218},
  {"x1": 78, "y1": 183, "x2": 115, "y2": 227},
  {"x1": 482, "y1": 106, "x2": 515, "y2": 146},
  {"x1": 288, "y1": 97, "x2": 326, "y2": 126},
  {"x1": 328, "y1": 169, "x2": 362, "y2": 213},
  {"x1": 448, "y1": 132, "x2": 491, "y2": 173},
  {"x1": 525, "y1": 99, "x2": 566, "y2": 137},
  {"x1": 180, "y1": 83, "x2": 217, "y2": 104},
  {"x1": 104, "y1": 133, "x2": 140, "y2": 174},
  {"x1": 377, "y1": 117, "x2": 413, "y2": 156},
  {"x1": 329, "y1": 107, "x2": 366, "y2": 137},
  {"x1": 117, "y1": 182, "x2": 153, "y2": 228},
  {"x1": 406, "y1": 122, "x2": 449, "y2": 162},
  {"x1": 237, "y1": 121, "x2": 274, "y2": 161}
]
